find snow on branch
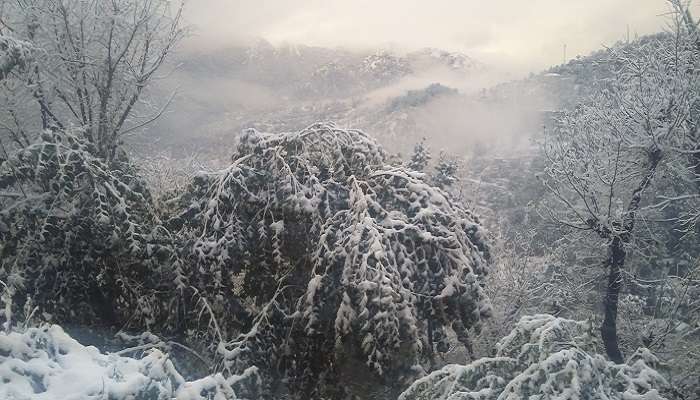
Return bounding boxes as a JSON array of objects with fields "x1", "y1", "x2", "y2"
[
  {"x1": 399, "y1": 314, "x2": 669, "y2": 400},
  {"x1": 173, "y1": 122, "x2": 492, "y2": 392},
  {"x1": 0, "y1": 35, "x2": 32, "y2": 80},
  {"x1": 0, "y1": 129, "x2": 171, "y2": 329}
]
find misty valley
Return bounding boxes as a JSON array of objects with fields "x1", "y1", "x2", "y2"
[{"x1": 0, "y1": 1, "x2": 699, "y2": 399}]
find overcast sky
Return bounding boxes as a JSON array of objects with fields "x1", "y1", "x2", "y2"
[{"x1": 185, "y1": 0, "x2": 699, "y2": 74}]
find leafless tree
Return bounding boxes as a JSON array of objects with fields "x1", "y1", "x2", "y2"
[
  {"x1": 540, "y1": 1, "x2": 699, "y2": 363},
  {"x1": 0, "y1": 0, "x2": 186, "y2": 160}
]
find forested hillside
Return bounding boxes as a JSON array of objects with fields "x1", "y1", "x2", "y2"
[{"x1": 0, "y1": 1, "x2": 698, "y2": 399}]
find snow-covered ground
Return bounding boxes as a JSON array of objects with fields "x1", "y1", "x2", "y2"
[{"x1": 0, "y1": 325, "x2": 257, "y2": 400}]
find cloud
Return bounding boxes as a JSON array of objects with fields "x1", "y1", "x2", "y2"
[{"x1": 183, "y1": 0, "x2": 697, "y2": 74}]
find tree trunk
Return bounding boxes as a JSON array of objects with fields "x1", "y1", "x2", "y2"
[
  {"x1": 426, "y1": 316, "x2": 436, "y2": 369},
  {"x1": 598, "y1": 148, "x2": 661, "y2": 364},
  {"x1": 692, "y1": 137, "x2": 700, "y2": 195},
  {"x1": 601, "y1": 236, "x2": 625, "y2": 364}
]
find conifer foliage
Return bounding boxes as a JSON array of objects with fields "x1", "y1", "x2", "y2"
[
  {"x1": 407, "y1": 138, "x2": 432, "y2": 172},
  {"x1": 432, "y1": 151, "x2": 461, "y2": 189}
]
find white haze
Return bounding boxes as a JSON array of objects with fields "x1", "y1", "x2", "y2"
[
  {"x1": 184, "y1": 0, "x2": 699, "y2": 74},
  {"x1": 143, "y1": 0, "x2": 698, "y2": 163}
]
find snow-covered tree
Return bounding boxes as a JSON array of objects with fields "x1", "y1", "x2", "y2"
[
  {"x1": 172, "y1": 122, "x2": 491, "y2": 398},
  {"x1": 0, "y1": 35, "x2": 32, "y2": 80},
  {"x1": 407, "y1": 138, "x2": 431, "y2": 172},
  {"x1": 361, "y1": 50, "x2": 412, "y2": 86},
  {"x1": 0, "y1": 0, "x2": 185, "y2": 160},
  {"x1": 0, "y1": 129, "x2": 172, "y2": 329},
  {"x1": 432, "y1": 151, "x2": 461, "y2": 189},
  {"x1": 399, "y1": 314, "x2": 669, "y2": 400},
  {"x1": 539, "y1": 1, "x2": 700, "y2": 364},
  {"x1": 0, "y1": 34, "x2": 32, "y2": 168},
  {"x1": 0, "y1": 0, "x2": 189, "y2": 345}
]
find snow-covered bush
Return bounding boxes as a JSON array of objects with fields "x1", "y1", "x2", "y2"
[
  {"x1": 171, "y1": 122, "x2": 491, "y2": 397},
  {"x1": 0, "y1": 130, "x2": 172, "y2": 329},
  {"x1": 0, "y1": 324, "x2": 259, "y2": 400},
  {"x1": 399, "y1": 314, "x2": 669, "y2": 400}
]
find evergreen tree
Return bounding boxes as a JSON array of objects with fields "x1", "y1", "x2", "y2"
[
  {"x1": 432, "y1": 151, "x2": 461, "y2": 189},
  {"x1": 407, "y1": 138, "x2": 431, "y2": 172}
]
